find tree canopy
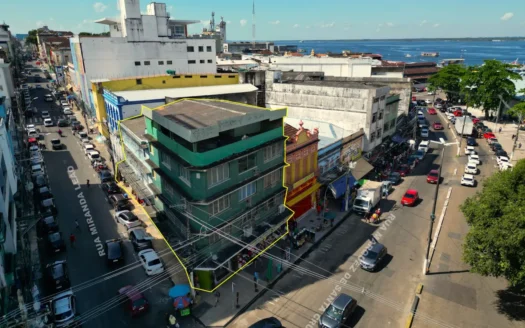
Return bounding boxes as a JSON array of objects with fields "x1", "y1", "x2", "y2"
[
  {"x1": 427, "y1": 64, "x2": 466, "y2": 103},
  {"x1": 461, "y1": 159, "x2": 525, "y2": 288},
  {"x1": 78, "y1": 32, "x2": 110, "y2": 37},
  {"x1": 25, "y1": 29, "x2": 38, "y2": 47}
]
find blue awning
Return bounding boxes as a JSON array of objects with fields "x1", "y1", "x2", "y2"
[
  {"x1": 392, "y1": 135, "x2": 408, "y2": 144},
  {"x1": 328, "y1": 174, "x2": 356, "y2": 199}
]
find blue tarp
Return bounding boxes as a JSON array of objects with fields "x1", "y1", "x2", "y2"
[
  {"x1": 328, "y1": 174, "x2": 356, "y2": 199},
  {"x1": 169, "y1": 284, "x2": 191, "y2": 298}
]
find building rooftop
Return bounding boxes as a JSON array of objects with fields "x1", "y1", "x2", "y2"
[
  {"x1": 286, "y1": 80, "x2": 385, "y2": 90},
  {"x1": 120, "y1": 116, "x2": 146, "y2": 139},
  {"x1": 113, "y1": 84, "x2": 258, "y2": 102},
  {"x1": 95, "y1": 18, "x2": 200, "y2": 26},
  {"x1": 285, "y1": 117, "x2": 347, "y2": 150}
]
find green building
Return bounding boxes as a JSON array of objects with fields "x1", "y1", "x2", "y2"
[{"x1": 141, "y1": 99, "x2": 293, "y2": 290}]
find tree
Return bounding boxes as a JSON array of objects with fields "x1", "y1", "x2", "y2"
[
  {"x1": 25, "y1": 29, "x2": 38, "y2": 47},
  {"x1": 461, "y1": 159, "x2": 525, "y2": 289},
  {"x1": 427, "y1": 64, "x2": 466, "y2": 103},
  {"x1": 465, "y1": 60, "x2": 522, "y2": 119},
  {"x1": 78, "y1": 32, "x2": 110, "y2": 37},
  {"x1": 460, "y1": 66, "x2": 481, "y2": 109},
  {"x1": 508, "y1": 100, "x2": 525, "y2": 122}
]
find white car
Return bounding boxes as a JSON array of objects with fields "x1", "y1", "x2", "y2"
[
  {"x1": 461, "y1": 174, "x2": 475, "y2": 187},
  {"x1": 465, "y1": 162, "x2": 478, "y2": 174},
  {"x1": 435, "y1": 103, "x2": 443, "y2": 109},
  {"x1": 468, "y1": 154, "x2": 480, "y2": 165},
  {"x1": 43, "y1": 118, "x2": 54, "y2": 127},
  {"x1": 418, "y1": 140, "x2": 430, "y2": 153},
  {"x1": 500, "y1": 163, "x2": 513, "y2": 171},
  {"x1": 425, "y1": 99, "x2": 432, "y2": 104},
  {"x1": 61, "y1": 101, "x2": 69, "y2": 107},
  {"x1": 464, "y1": 146, "x2": 476, "y2": 155},
  {"x1": 427, "y1": 91, "x2": 435, "y2": 95},
  {"x1": 497, "y1": 156, "x2": 510, "y2": 167},
  {"x1": 78, "y1": 131, "x2": 88, "y2": 139},
  {"x1": 41, "y1": 111, "x2": 50, "y2": 119},
  {"x1": 63, "y1": 107, "x2": 72, "y2": 115},
  {"x1": 115, "y1": 210, "x2": 142, "y2": 229},
  {"x1": 83, "y1": 144, "x2": 95, "y2": 154},
  {"x1": 27, "y1": 128, "x2": 38, "y2": 138},
  {"x1": 45, "y1": 94, "x2": 53, "y2": 102},
  {"x1": 421, "y1": 128, "x2": 429, "y2": 138},
  {"x1": 51, "y1": 291, "x2": 76, "y2": 327},
  {"x1": 87, "y1": 150, "x2": 100, "y2": 161},
  {"x1": 417, "y1": 110, "x2": 424, "y2": 116},
  {"x1": 26, "y1": 124, "x2": 36, "y2": 131},
  {"x1": 31, "y1": 164, "x2": 45, "y2": 177},
  {"x1": 138, "y1": 249, "x2": 165, "y2": 276},
  {"x1": 36, "y1": 85, "x2": 42, "y2": 89}
]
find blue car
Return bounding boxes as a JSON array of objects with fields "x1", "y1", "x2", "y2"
[
  {"x1": 467, "y1": 137, "x2": 477, "y2": 146},
  {"x1": 414, "y1": 150, "x2": 426, "y2": 161}
]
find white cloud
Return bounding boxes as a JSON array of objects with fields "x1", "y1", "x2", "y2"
[
  {"x1": 240, "y1": 19, "x2": 248, "y2": 27},
  {"x1": 320, "y1": 22, "x2": 335, "y2": 28},
  {"x1": 433, "y1": 23, "x2": 440, "y2": 27},
  {"x1": 268, "y1": 20, "x2": 280, "y2": 25},
  {"x1": 305, "y1": 25, "x2": 311, "y2": 29},
  {"x1": 386, "y1": 22, "x2": 394, "y2": 27},
  {"x1": 420, "y1": 20, "x2": 427, "y2": 26},
  {"x1": 93, "y1": 2, "x2": 108, "y2": 13},
  {"x1": 36, "y1": 21, "x2": 44, "y2": 27},
  {"x1": 293, "y1": 24, "x2": 300, "y2": 28},
  {"x1": 500, "y1": 12, "x2": 514, "y2": 21}
]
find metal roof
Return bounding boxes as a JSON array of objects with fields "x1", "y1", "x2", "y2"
[{"x1": 113, "y1": 84, "x2": 258, "y2": 102}]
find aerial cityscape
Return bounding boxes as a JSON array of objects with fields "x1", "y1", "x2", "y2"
[{"x1": 0, "y1": 0, "x2": 524, "y2": 327}]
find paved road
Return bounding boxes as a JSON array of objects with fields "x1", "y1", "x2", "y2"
[
  {"x1": 25, "y1": 62, "x2": 204, "y2": 328},
  {"x1": 228, "y1": 108, "x2": 461, "y2": 327}
]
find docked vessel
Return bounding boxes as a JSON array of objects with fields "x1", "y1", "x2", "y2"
[
  {"x1": 421, "y1": 52, "x2": 439, "y2": 57},
  {"x1": 437, "y1": 58, "x2": 465, "y2": 67},
  {"x1": 405, "y1": 54, "x2": 412, "y2": 58}
]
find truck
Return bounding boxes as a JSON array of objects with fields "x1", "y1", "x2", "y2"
[
  {"x1": 352, "y1": 181, "x2": 382, "y2": 214},
  {"x1": 455, "y1": 116, "x2": 473, "y2": 136}
]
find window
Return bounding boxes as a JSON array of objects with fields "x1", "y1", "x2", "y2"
[
  {"x1": 136, "y1": 79, "x2": 142, "y2": 85},
  {"x1": 198, "y1": 46, "x2": 204, "y2": 52},
  {"x1": 174, "y1": 25, "x2": 184, "y2": 35},
  {"x1": 238, "y1": 154, "x2": 256, "y2": 173},
  {"x1": 188, "y1": 60, "x2": 196, "y2": 64},
  {"x1": 200, "y1": 60, "x2": 205, "y2": 64},
  {"x1": 158, "y1": 61, "x2": 164, "y2": 65},
  {"x1": 160, "y1": 152, "x2": 171, "y2": 170},
  {"x1": 239, "y1": 182, "x2": 257, "y2": 201},
  {"x1": 179, "y1": 166, "x2": 191, "y2": 186},
  {"x1": 372, "y1": 113, "x2": 377, "y2": 123},
  {"x1": 264, "y1": 170, "x2": 280, "y2": 188},
  {"x1": 210, "y1": 195, "x2": 230, "y2": 215},
  {"x1": 144, "y1": 61, "x2": 150, "y2": 65},
  {"x1": 378, "y1": 111, "x2": 383, "y2": 120},
  {"x1": 376, "y1": 128, "x2": 382, "y2": 138},
  {"x1": 167, "y1": 60, "x2": 173, "y2": 65},
  {"x1": 164, "y1": 181, "x2": 174, "y2": 197},
  {"x1": 208, "y1": 163, "x2": 229, "y2": 187},
  {"x1": 134, "y1": 61, "x2": 141, "y2": 66},
  {"x1": 263, "y1": 143, "x2": 281, "y2": 162},
  {"x1": 373, "y1": 97, "x2": 379, "y2": 103},
  {"x1": 380, "y1": 96, "x2": 386, "y2": 101},
  {"x1": 370, "y1": 132, "x2": 376, "y2": 142},
  {"x1": 208, "y1": 60, "x2": 213, "y2": 64},
  {"x1": 384, "y1": 121, "x2": 390, "y2": 131},
  {"x1": 187, "y1": 46, "x2": 194, "y2": 52},
  {"x1": 206, "y1": 46, "x2": 212, "y2": 52}
]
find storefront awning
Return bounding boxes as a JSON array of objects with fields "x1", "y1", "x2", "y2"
[
  {"x1": 350, "y1": 158, "x2": 374, "y2": 181},
  {"x1": 328, "y1": 174, "x2": 356, "y2": 199},
  {"x1": 286, "y1": 182, "x2": 322, "y2": 207}
]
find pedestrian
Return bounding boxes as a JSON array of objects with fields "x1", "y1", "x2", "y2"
[
  {"x1": 75, "y1": 220, "x2": 81, "y2": 231},
  {"x1": 214, "y1": 290, "x2": 220, "y2": 307},
  {"x1": 86, "y1": 179, "x2": 90, "y2": 188},
  {"x1": 69, "y1": 233, "x2": 76, "y2": 248},
  {"x1": 519, "y1": 142, "x2": 522, "y2": 149},
  {"x1": 499, "y1": 127, "x2": 502, "y2": 133},
  {"x1": 512, "y1": 134, "x2": 516, "y2": 140}
]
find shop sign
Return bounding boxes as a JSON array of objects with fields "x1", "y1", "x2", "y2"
[
  {"x1": 342, "y1": 140, "x2": 362, "y2": 164},
  {"x1": 293, "y1": 172, "x2": 315, "y2": 189},
  {"x1": 318, "y1": 151, "x2": 341, "y2": 175}
]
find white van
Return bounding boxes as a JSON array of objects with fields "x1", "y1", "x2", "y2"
[{"x1": 418, "y1": 140, "x2": 430, "y2": 153}]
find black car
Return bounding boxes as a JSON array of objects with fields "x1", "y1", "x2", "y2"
[
  {"x1": 129, "y1": 227, "x2": 153, "y2": 252},
  {"x1": 71, "y1": 121, "x2": 84, "y2": 131},
  {"x1": 417, "y1": 100, "x2": 427, "y2": 106},
  {"x1": 40, "y1": 215, "x2": 59, "y2": 234},
  {"x1": 248, "y1": 317, "x2": 283, "y2": 328},
  {"x1": 57, "y1": 119, "x2": 69, "y2": 127},
  {"x1": 51, "y1": 139, "x2": 62, "y2": 150},
  {"x1": 106, "y1": 239, "x2": 124, "y2": 265},
  {"x1": 102, "y1": 182, "x2": 122, "y2": 196},
  {"x1": 386, "y1": 172, "x2": 401, "y2": 185},
  {"x1": 47, "y1": 232, "x2": 66, "y2": 253},
  {"x1": 491, "y1": 143, "x2": 503, "y2": 152},
  {"x1": 109, "y1": 194, "x2": 133, "y2": 211},
  {"x1": 38, "y1": 186, "x2": 53, "y2": 201},
  {"x1": 34, "y1": 174, "x2": 47, "y2": 188},
  {"x1": 46, "y1": 261, "x2": 70, "y2": 292},
  {"x1": 496, "y1": 150, "x2": 508, "y2": 158},
  {"x1": 466, "y1": 137, "x2": 477, "y2": 146},
  {"x1": 40, "y1": 198, "x2": 58, "y2": 216}
]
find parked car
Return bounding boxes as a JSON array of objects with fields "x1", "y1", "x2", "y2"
[
  {"x1": 128, "y1": 227, "x2": 153, "y2": 252},
  {"x1": 40, "y1": 215, "x2": 59, "y2": 235},
  {"x1": 461, "y1": 174, "x2": 475, "y2": 187},
  {"x1": 102, "y1": 182, "x2": 122, "y2": 196},
  {"x1": 115, "y1": 210, "x2": 142, "y2": 229},
  {"x1": 359, "y1": 242, "x2": 388, "y2": 271},
  {"x1": 420, "y1": 128, "x2": 429, "y2": 138},
  {"x1": 47, "y1": 231, "x2": 66, "y2": 253},
  {"x1": 38, "y1": 186, "x2": 53, "y2": 201},
  {"x1": 57, "y1": 119, "x2": 69, "y2": 127},
  {"x1": 464, "y1": 146, "x2": 476, "y2": 155},
  {"x1": 396, "y1": 164, "x2": 411, "y2": 177},
  {"x1": 51, "y1": 139, "x2": 62, "y2": 150},
  {"x1": 46, "y1": 261, "x2": 71, "y2": 292},
  {"x1": 108, "y1": 194, "x2": 132, "y2": 211},
  {"x1": 487, "y1": 137, "x2": 499, "y2": 145},
  {"x1": 495, "y1": 150, "x2": 508, "y2": 158},
  {"x1": 401, "y1": 189, "x2": 419, "y2": 206},
  {"x1": 468, "y1": 154, "x2": 481, "y2": 165},
  {"x1": 466, "y1": 137, "x2": 477, "y2": 146},
  {"x1": 483, "y1": 132, "x2": 496, "y2": 140},
  {"x1": 138, "y1": 249, "x2": 164, "y2": 276},
  {"x1": 425, "y1": 99, "x2": 432, "y2": 104},
  {"x1": 426, "y1": 170, "x2": 439, "y2": 184},
  {"x1": 99, "y1": 170, "x2": 113, "y2": 183},
  {"x1": 78, "y1": 131, "x2": 88, "y2": 140},
  {"x1": 44, "y1": 118, "x2": 54, "y2": 127},
  {"x1": 34, "y1": 174, "x2": 47, "y2": 188},
  {"x1": 418, "y1": 140, "x2": 429, "y2": 153},
  {"x1": 31, "y1": 164, "x2": 45, "y2": 177},
  {"x1": 427, "y1": 108, "x2": 437, "y2": 115},
  {"x1": 414, "y1": 150, "x2": 426, "y2": 161},
  {"x1": 465, "y1": 162, "x2": 478, "y2": 174},
  {"x1": 87, "y1": 150, "x2": 101, "y2": 161},
  {"x1": 432, "y1": 122, "x2": 443, "y2": 130},
  {"x1": 44, "y1": 95, "x2": 53, "y2": 102},
  {"x1": 248, "y1": 317, "x2": 282, "y2": 328},
  {"x1": 118, "y1": 285, "x2": 150, "y2": 317},
  {"x1": 27, "y1": 128, "x2": 38, "y2": 138},
  {"x1": 106, "y1": 239, "x2": 124, "y2": 266},
  {"x1": 319, "y1": 293, "x2": 357, "y2": 328},
  {"x1": 41, "y1": 111, "x2": 50, "y2": 119},
  {"x1": 63, "y1": 108, "x2": 73, "y2": 116},
  {"x1": 497, "y1": 156, "x2": 510, "y2": 166},
  {"x1": 490, "y1": 143, "x2": 503, "y2": 152},
  {"x1": 51, "y1": 291, "x2": 76, "y2": 327}
]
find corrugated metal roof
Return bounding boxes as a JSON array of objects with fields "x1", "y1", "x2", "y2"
[{"x1": 113, "y1": 84, "x2": 258, "y2": 102}]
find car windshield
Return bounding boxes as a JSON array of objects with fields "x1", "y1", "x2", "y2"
[
  {"x1": 122, "y1": 213, "x2": 138, "y2": 222},
  {"x1": 354, "y1": 199, "x2": 369, "y2": 207},
  {"x1": 429, "y1": 172, "x2": 438, "y2": 177},
  {"x1": 463, "y1": 177, "x2": 473, "y2": 181},
  {"x1": 404, "y1": 193, "x2": 415, "y2": 199},
  {"x1": 51, "y1": 264, "x2": 65, "y2": 279},
  {"x1": 363, "y1": 250, "x2": 379, "y2": 260},
  {"x1": 325, "y1": 304, "x2": 344, "y2": 321},
  {"x1": 53, "y1": 298, "x2": 72, "y2": 321},
  {"x1": 49, "y1": 233, "x2": 61, "y2": 242},
  {"x1": 132, "y1": 298, "x2": 147, "y2": 309},
  {"x1": 148, "y1": 258, "x2": 161, "y2": 266},
  {"x1": 51, "y1": 140, "x2": 60, "y2": 145}
]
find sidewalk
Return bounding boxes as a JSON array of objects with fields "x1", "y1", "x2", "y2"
[{"x1": 193, "y1": 205, "x2": 353, "y2": 327}]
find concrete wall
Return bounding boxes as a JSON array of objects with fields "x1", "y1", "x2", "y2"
[
  {"x1": 268, "y1": 56, "x2": 374, "y2": 78},
  {"x1": 0, "y1": 119, "x2": 17, "y2": 255},
  {"x1": 0, "y1": 63, "x2": 15, "y2": 110}
]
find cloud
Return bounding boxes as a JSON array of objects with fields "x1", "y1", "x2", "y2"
[
  {"x1": 36, "y1": 21, "x2": 44, "y2": 27},
  {"x1": 93, "y1": 2, "x2": 108, "y2": 13},
  {"x1": 268, "y1": 20, "x2": 280, "y2": 25},
  {"x1": 240, "y1": 19, "x2": 248, "y2": 27},
  {"x1": 226, "y1": 20, "x2": 231, "y2": 24},
  {"x1": 420, "y1": 20, "x2": 427, "y2": 26},
  {"x1": 500, "y1": 12, "x2": 514, "y2": 21},
  {"x1": 320, "y1": 22, "x2": 335, "y2": 28},
  {"x1": 433, "y1": 23, "x2": 440, "y2": 27},
  {"x1": 293, "y1": 24, "x2": 300, "y2": 28},
  {"x1": 305, "y1": 25, "x2": 311, "y2": 29},
  {"x1": 386, "y1": 22, "x2": 394, "y2": 27}
]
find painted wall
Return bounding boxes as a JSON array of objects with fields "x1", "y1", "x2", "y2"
[{"x1": 268, "y1": 56, "x2": 374, "y2": 78}]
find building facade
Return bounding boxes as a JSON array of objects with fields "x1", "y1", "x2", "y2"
[
  {"x1": 284, "y1": 122, "x2": 321, "y2": 220},
  {"x1": 135, "y1": 99, "x2": 292, "y2": 290}
]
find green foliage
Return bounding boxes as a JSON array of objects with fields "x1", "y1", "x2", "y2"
[
  {"x1": 25, "y1": 29, "x2": 38, "y2": 47},
  {"x1": 508, "y1": 101, "x2": 525, "y2": 119},
  {"x1": 427, "y1": 64, "x2": 466, "y2": 103},
  {"x1": 460, "y1": 159, "x2": 525, "y2": 288},
  {"x1": 78, "y1": 32, "x2": 110, "y2": 37}
]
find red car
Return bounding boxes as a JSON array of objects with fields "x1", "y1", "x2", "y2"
[
  {"x1": 483, "y1": 132, "x2": 496, "y2": 139},
  {"x1": 118, "y1": 285, "x2": 149, "y2": 317},
  {"x1": 427, "y1": 170, "x2": 439, "y2": 184},
  {"x1": 453, "y1": 110, "x2": 463, "y2": 117},
  {"x1": 472, "y1": 118, "x2": 480, "y2": 124},
  {"x1": 401, "y1": 189, "x2": 419, "y2": 206},
  {"x1": 427, "y1": 108, "x2": 437, "y2": 115},
  {"x1": 396, "y1": 164, "x2": 411, "y2": 177},
  {"x1": 432, "y1": 122, "x2": 443, "y2": 130}
]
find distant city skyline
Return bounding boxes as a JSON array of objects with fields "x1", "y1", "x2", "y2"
[{"x1": 1, "y1": 0, "x2": 524, "y2": 40}]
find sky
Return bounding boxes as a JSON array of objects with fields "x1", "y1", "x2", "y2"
[{"x1": 1, "y1": 0, "x2": 525, "y2": 40}]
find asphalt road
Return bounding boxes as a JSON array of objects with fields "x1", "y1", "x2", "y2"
[
  {"x1": 24, "y1": 62, "x2": 202, "y2": 328},
  {"x1": 228, "y1": 107, "x2": 462, "y2": 327}
]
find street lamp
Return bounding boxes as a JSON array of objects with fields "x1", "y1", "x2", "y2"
[{"x1": 424, "y1": 139, "x2": 458, "y2": 275}]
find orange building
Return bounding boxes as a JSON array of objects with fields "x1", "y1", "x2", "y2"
[{"x1": 285, "y1": 121, "x2": 321, "y2": 219}]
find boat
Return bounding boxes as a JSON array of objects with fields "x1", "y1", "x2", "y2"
[
  {"x1": 299, "y1": 40, "x2": 304, "y2": 43},
  {"x1": 437, "y1": 58, "x2": 465, "y2": 68},
  {"x1": 405, "y1": 54, "x2": 412, "y2": 58},
  {"x1": 492, "y1": 39, "x2": 502, "y2": 42},
  {"x1": 421, "y1": 52, "x2": 439, "y2": 57},
  {"x1": 298, "y1": 48, "x2": 305, "y2": 53}
]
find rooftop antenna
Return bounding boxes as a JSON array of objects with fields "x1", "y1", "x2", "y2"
[
  {"x1": 252, "y1": 0, "x2": 256, "y2": 48},
  {"x1": 210, "y1": 12, "x2": 215, "y2": 31}
]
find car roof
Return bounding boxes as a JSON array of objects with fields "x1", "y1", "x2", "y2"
[
  {"x1": 369, "y1": 242, "x2": 385, "y2": 253},
  {"x1": 467, "y1": 162, "x2": 477, "y2": 166},
  {"x1": 119, "y1": 285, "x2": 145, "y2": 301},
  {"x1": 406, "y1": 189, "x2": 418, "y2": 194},
  {"x1": 139, "y1": 249, "x2": 159, "y2": 261},
  {"x1": 130, "y1": 227, "x2": 148, "y2": 238},
  {"x1": 429, "y1": 169, "x2": 439, "y2": 174},
  {"x1": 463, "y1": 174, "x2": 474, "y2": 179},
  {"x1": 53, "y1": 291, "x2": 73, "y2": 314},
  {"x1": 332, "y1": 293, "x2": 354, "y2": 309}
]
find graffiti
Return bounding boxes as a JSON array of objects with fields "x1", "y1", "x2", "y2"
[{"x1": 342, "y1": 141, "x2": 362, "y2": 163}]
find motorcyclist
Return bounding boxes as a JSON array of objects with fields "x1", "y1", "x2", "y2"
[{"x1": 58, "y1": 129, "x2": 62, "y2": 136}]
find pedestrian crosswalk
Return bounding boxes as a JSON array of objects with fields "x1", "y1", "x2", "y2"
[{"x1": 27, "y1": 115, "x2": 70, "y2": 124}]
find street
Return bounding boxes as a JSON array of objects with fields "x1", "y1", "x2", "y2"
[{"x1": 24, "y1": 61, "x2": 203, "y2": 328}]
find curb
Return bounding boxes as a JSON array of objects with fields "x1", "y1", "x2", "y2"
[
  {"x1": 405, "y1": 295, "x2": 420, "y2": 328},
  {"x1": 223, "y1": 211, "x2": 355, "y2": 327}
]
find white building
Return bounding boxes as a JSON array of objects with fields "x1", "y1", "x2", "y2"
[
  {"x1": 0, "y1": 59, "x2": 15, "y2": 112},
  {"x1": 265, "y1": 71, "x2": 390, "y2": 151}
]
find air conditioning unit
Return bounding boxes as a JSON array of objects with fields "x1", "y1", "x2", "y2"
[
  {"x1": 278, "y1": 204, "x2": 285, "y2": 214},
  {"x1": 243, "y1": 225, "x2": 253, "y2": 237}
]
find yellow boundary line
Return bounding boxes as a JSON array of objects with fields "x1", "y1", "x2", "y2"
[{"x1": 114, "y1": 101, "x2": 296, "y2": 293}]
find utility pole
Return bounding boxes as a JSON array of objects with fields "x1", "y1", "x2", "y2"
[
  {"x1": 457, "y1": 116, "x2": 468, "y2": 156},
  {"x1": 495, "y1": 98, "x2": 502, "y2": 126},
  {"x1": 510, "y1": 113, "x2": 523, "y2": 162},
  {"x1": 344, "y1": 162, "x2": 357, "y2": 212}
]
